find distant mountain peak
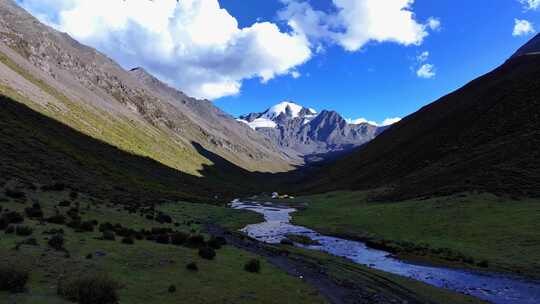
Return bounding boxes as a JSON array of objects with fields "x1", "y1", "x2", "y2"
[
  {"x1": 237, "y1": 101, "x2": 383, "y2": 161},
  {"x1": 263, "y1": 101, "x2": 317, "y2": 120}
]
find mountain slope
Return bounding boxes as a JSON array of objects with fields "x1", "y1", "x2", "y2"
[
  {"x1": 0, "y1": 0, "x2": 295, "y2": 182},
  {"x1": 239, "y1": 101, "x2": 381, "y2": 161},
  {"x1": 304, "y1": 36, "x2": 540, "y2": 199}
]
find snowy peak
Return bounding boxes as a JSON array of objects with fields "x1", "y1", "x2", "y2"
[
  {"x1": 238, "y1": 101, "x2": 317, "y2": 130},
  {"x1": 262, "y1": 101, "x2": 316, "y2": 120}
]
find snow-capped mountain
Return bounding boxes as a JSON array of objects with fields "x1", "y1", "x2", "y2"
[
  {"x1": 238, "y1": 101, "x2": 317, "y2": 130},
  {"x1": 238, "y1": 101, "x2": 386, "y2": 162}
]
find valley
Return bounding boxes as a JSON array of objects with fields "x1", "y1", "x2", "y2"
[{"x1": 1, "y1": 1, "x2": 539, "y2": 303}]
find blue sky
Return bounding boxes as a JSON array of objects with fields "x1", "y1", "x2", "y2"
[
  {"x1": 216, "y1": 0, "x2": 538, "y2": 121},
  {"x1": 17, "y1": 0, "x2": 540, "y2": 124}
]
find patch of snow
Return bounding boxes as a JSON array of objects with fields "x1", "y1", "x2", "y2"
[
  {"x1": 263, "y1": 101, "x2": 304, "y2": 119},
  {"x1": 239, "y1": 117, "x2": 277, "y2": 129}
]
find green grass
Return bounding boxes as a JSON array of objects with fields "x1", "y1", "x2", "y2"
[
  {"x1": 0, "y1": 184, "x2": 324, "y2": 304},
  {"x1": 278, "y1": 191, "x2": 540, "y2": 278}
]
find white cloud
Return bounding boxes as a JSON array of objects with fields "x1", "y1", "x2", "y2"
[
  {"x1": 18, "y1": 0, "x2": 311, "y2": 99},
  {"x1": 347, "y1": 117, "x2": 401, "y2": 126},
  {"x1": 279, "y1": 0, "x2": 440, "y2": 52},
  {"x1": 513, "y1": 19, "x2": 535, "y2": 36},
  {"x1": 416, "y1": 63, "x2": 436, "y2": 78},
  {"x1": 426, "y1": 17, "x2": 441, "y2": 31},
  {"x1": 381, "y1": 117, "x2": 402, "y2": 126},
  {"x1": 291, "y1": 71, "x2": 301, "y2": 79},
  {"x1": 18, "y1": 0, "x2": 439, "y2": 99},
  {"x1": 416, "y1": 51, "x2": 429, "y2": 62},
  {"x1": 519, "y1": 0, "x2": 540, "y2": 10}
]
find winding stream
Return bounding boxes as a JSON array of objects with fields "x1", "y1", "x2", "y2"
[{"x1": 231, "y1": 200, "x2": 540, "y2": 304}]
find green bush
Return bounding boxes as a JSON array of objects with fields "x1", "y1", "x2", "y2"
[
  {"x1": 121, "y1": 237, "x2": 134, "y2": 245},
  {"x1": 168, "y1": 285, "x2": 176, "y2": 293},
  {"x1": 48, "y1": 234, "x2": 65, "y2": 250},
  {"x1": 244, "y1": 259, "x2": 261, "y2": 273},
  {"x1": 57, "y1": 274, "x2": 119, "y2": 304},
  {"x1": 102, "y1": 230, "x2": 116, "y2": 241},
  {"x1": 208, "y1": 236, "x2": 226, "y2": 249},
  {"x1": 171, "y1": 232, "x2": 189, "y2": 245},
  {"x1": 186, "y1": 262, "x2": 198, "y2": 272},
  {"x1": 4, "y1": 189, "x2": 25, "y2": 199},
  {"x1": 0, "y1": 265, "x2": 29, "y2": 293},
  {"x1": 198, "y1": 247, "x2": 216, "y2": 260},
  {"x1": 155, "y1": 234, "x2": 170, "y2": 244},
  {"x1": 186, "y1": 234, "x2": 205, "y2": 248},
  {"x1": 15, "y1": 225, "x2": 33, "y2": 236}
]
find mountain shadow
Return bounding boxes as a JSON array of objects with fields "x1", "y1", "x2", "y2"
[
  {"x1": 0, "y1": 94, "x2": 276, "y2": 205},
  {"x1": 302, "y1": 49, "x2": 540, "y2": 199}
]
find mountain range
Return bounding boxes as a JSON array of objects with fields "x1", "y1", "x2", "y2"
[{"x1": 238, "y1": 101, "x2": 386, "y2": 162}]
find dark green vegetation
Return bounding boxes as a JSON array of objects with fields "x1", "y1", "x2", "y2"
[
  {"x1": 304, "y1": 53, "x2": 540, "y2": 200},
  {"x1": 282, "y1": 191, "x2": 540, "y2": 278},
  {"x1": 0, "y1": 182, "x2": 325, "y2": 304},
  {"x1": 285, "y1": 234, "x2": 321, "y2": 246}
]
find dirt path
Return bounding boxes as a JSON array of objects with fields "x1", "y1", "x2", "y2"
[{"x1": 206, "y1": 224, "x2": 431, "y2": 304}]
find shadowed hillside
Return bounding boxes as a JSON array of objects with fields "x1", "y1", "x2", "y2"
[
  {"x1": 303, "y1": 47, "x2": 540, "y2": 199},
  {"x1": 0, "y1": 94, "x2": 268, "y2": 204}
]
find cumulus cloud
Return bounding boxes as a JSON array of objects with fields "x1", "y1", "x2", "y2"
[
  {"x1": 347, "y1": 117, "x2": 401, "y2": 126},
  {"x1": 416, "y1": 51, "x2": 430, "y2": 62},
  {"x1": 18, "y1": 0, "x2": 438, "y2": 99},
  {"x1": 513, "y1": 19, "x2": 535, "y2": 36},
  {"x1": 279, "y1": 0, "x2": 440, "y2": 52},
  {"x1": 519, "y1": 0, "x2": 540, "y2": 10},
  {"x1": 18, "y1": 0, "x2": 311, "y2": 99},
  {"x1": 416, "y1": 64, "x2": 436, "y2": 78}
]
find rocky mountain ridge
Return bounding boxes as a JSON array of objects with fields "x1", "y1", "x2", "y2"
[
  {"x1": 239, "y1": 101, "x2": 384, "y2": 161},
  {"x1": 0, "y1": 0, "x2": 297, "y2": 177}
]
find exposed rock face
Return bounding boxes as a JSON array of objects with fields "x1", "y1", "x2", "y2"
[
  {"x1": 239, "y1": 102, "x2": 381, "y2": 161},
  {"x1": 0, "y1": 0, "x2": 297, "y2": 175}
]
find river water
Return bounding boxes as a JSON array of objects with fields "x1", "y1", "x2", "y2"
[{"x1": 230, "y1": 200, "x2": 540, "y2": 304}]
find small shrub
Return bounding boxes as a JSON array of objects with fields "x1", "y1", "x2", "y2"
[
  {"x1": 155, "y1": 234, "x2": 170, "y2": 244},
  {"x1": 5, "y1": 225, "x2": 15, "y2": 234},
  {"x1": 4, "y1": 189, "x2": 25, "y2": 199},
  {"x1": 198, "y1": 247, "x2": 216, "y2": 260},
  {"x1": 208, "y1": 236, "x2": 226, "y2": 249},
  {"x1": 477, "y1": 260, "x2": 489, "y2": 268},
  {"x1": 186, "y1": 262, "x2": 198, "y2": 272},
  {"x1": 171, "y1": 232, "x2": 189, "y2": 245},
  {"x1": 69, "y1": 191, "x2": 79, "y2": 200},
  {"x1": 121, "y1": 237, "x2": 134, "y2": 245},
  {"x1": 186, "y1": 234, "x2": 205, "y2": 248},
  {"x1": 57, "y1": 274, "x2": 119, "y2": 304},
  {"x1": 25, "y1": 206, "x2": 43, "y2": 218},
  {"x1": 0, "y1": 265, "x2": 29, "y2": 293},
  {"x1": 46, "y1": 214, "x2": 66, "y2": 225},
  {"x1": 168, "y1": 285, "x2": 176, "y2": 293},
  {"x1": 3, "y1": 211, "x2": 24, "y2": 224},
  {"x1": 155, "y1": 213, "x2": 172, "y2": 224},
  {"x1": 58, "y1": 200, "x2": 71, "y2": 207},
  {"x1": 244, "y1": 259, "x2": 261, "y2": 273},
  {"x1": 15, "y1": 226, "x2": 33, "y2": 236},
  {"x1": 48, "y1": 234, "x2": 65, "y2": 250},
  {"x1": 102, "y1": 231, "x2": 116, "y2": 241},
  {"x1": 42, "y1": 183, "x2": 66, "y2": 192}
]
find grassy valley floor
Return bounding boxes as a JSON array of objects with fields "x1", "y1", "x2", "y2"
[
  {"x1": 275, "y1": 191, "x2": 540, "y2": 279},
  {"x1": 0, "y1": 182, "x2": 325, "y2": 304}
]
